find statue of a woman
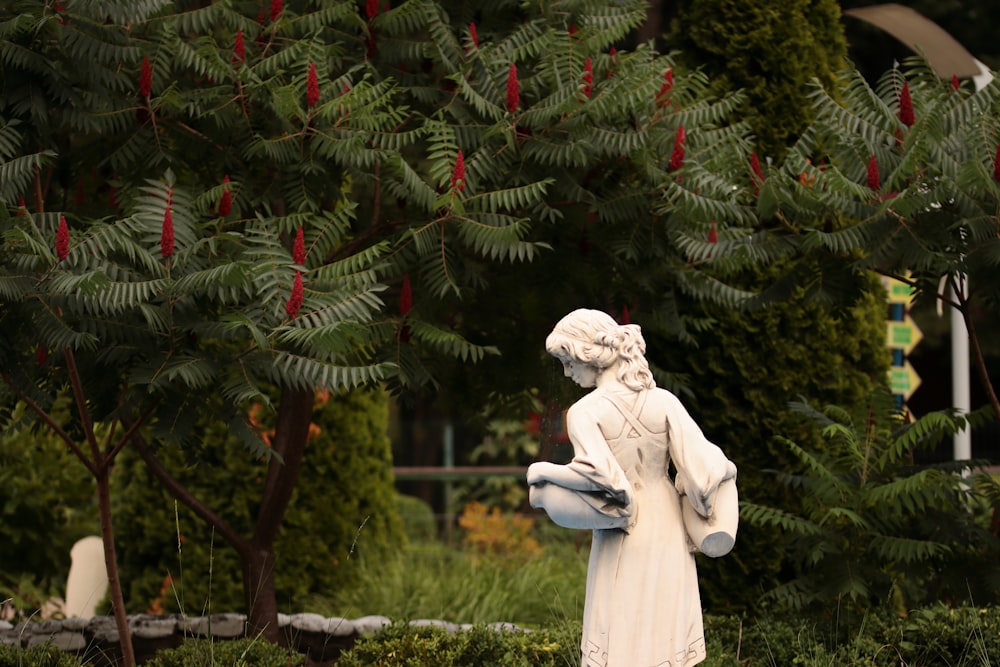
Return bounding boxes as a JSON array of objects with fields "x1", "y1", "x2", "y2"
[{"x1": 527, "y1": 309, "x2": 738, "y2": 667}]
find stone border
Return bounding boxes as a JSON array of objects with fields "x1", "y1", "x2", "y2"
[{"x1": 0, "y1": 613, "x2": 529, "y2": 665}]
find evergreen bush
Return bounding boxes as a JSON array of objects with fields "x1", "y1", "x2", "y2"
[
  {"x1": 112, "y1": 387, "x2": 404, "y2": 614},
  {"x1": 660, "y1": 0, "x2": 889, "y2": 613},
  {"x1": 144, "y1": 637, "x2": 304, "y2": 667},
  {"x1": 742, "y1": 388, "x2": 1000, "y2": 616},
  {"x1": 669, "y1": 0, "x2": 847, "y2": 159},
  {"x1": 336, "y1": 621, "x2": 581, "y2": 667}
]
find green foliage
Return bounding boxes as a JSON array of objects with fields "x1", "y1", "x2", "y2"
[
  {"x1": 0, "y1": 0, "x2": 770, "y2": 641},
  {"x1": 742, "y1": 387, "x2": 1000, "y2": 616},
  {"x1": 0, "y1": 0, "x2": 764, "y2": 436},
  {"x1": 144, "y1": 637, "x2": 305, "y2": 667},
  {"x1": 113, "y1": 387, "x2": 404, "y2": 614},
  {"x1": 669, "y1": 0, "x2": 848, "y2": 159},
  {"x1": 330, "y1": 606, "x2": 1000, "y2": 666},
  {"x1": 0, "y1": 398, "x2": 97, "y2": 608},
  {"x1": 336, "y1": 621, "x2": 581, "y2": 667},
  {"x1": 395, "y1": 494, "x2": 438, "y2": 543},
  {"x1": 671, "y1": 276, "x2": 889, "y2": 610},
  {"x1": 702, "y1": 606, "x2": 1000, "y2": 666},
  {"x1": 453, "y1": 416, "x2": 542, "y2": 511},
  {"x1": 773, "y1": 58, "x2": 1000, "y2": 319},
  {"x1": 0, "y1": 644, "x2": 83, "y2": 667},
  {"x1": 661, "y1": 2, "x2": 887, "y2": 615}
]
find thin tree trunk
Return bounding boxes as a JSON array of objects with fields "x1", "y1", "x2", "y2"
[
  {"x1": 61, "y1": 349, "x2": 137, "y2": 667},
  {"x1": 95, "y1": 468, "x2": 136, "y2": 667},
  {"x1": 635, "y1": 0, "x2": 664, "y2": 46}
]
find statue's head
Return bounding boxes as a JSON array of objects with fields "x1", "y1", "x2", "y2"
[{"x1": 545, "y1": 309, "x2": 654, "y2": 391}]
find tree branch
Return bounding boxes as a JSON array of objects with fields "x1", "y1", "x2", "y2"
[
  {"x1": 64, "y1": 347, "x2": 101, "y2": 463},
  {"x1": 106, "y1": 399, "x2": 159, "y2": 465},
  {"x1": 1, "y1": 371, "x2": 97, "y2": 476},
  {"x1": 129, "y1": 430, "x2": 248, "y2": 554}
]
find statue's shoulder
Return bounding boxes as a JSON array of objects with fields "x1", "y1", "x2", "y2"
[
  {"x1": 568, "y1": 390, "x2": 606, "y2": 414},
  {"x1": 644, "y1": 386, "x2": 687, "y2": 412}
]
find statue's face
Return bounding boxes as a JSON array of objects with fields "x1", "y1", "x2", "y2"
[{"x1": 562, "y1": 358, "x2": 598, "y2": 388}]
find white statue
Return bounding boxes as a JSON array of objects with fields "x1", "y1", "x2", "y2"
[{"x1": 527, "y1": 309, "x2": 738, "y2": 667}]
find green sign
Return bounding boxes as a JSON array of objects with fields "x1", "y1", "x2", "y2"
[
  {"x1": 888, "y1": 361, "x2": 921, "y2": 399},
  {"x1": 886, "y1": 316, "x2": 923, "y2": 354},
  {"x1": 882, "y1": 276, "x2": 915, "y2": 304}
]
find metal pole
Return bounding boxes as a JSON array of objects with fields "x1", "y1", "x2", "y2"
[
  {"x1": 443, "y1": 421, "x2": 455, "y2": 542},
  {"x1": 952, "y1": 61, "x2": 993, "y2": 461},
  {"x1": 952, "y1": 281, "x2": 971, "y2": 461}
]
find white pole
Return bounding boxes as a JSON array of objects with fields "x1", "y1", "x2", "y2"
[
  {"x1": 952, "y1": 61, "x2": 994, "y2": 462},
  {"x1": 952, "y1": 281, "x2": 971, "y2": 461}
]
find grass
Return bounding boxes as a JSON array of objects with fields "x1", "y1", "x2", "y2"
[{"x1": 300, "y1": 534, "x2": 590, "y2": 627}]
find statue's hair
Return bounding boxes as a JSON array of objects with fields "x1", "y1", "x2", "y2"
[{"x1": 545, "y1": 309, "x2": 654, "y2": 392}]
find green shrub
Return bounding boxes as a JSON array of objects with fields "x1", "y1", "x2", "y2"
[
  {"x1": 664, "y1": 278, "x2": 890, "y2": 612},
  {"x1": 144, "y1": 637, "x2": 304, "y2": 667},
  {"x1": 0, "y1": 643, "x2": 83, "y2": 667},
  {"x1": 0, "y1": 397, "x2": 98, "y2": 613},
  {"x1": 663, "y1": 0, "x2": 885, "y2": 616},
  {"x1": 395, "y1": 494, "x2": 437, "y2": 544},
  {"x1": 700, "y1": 606, "x2": 1000, "y2": 666},
  {"x1": 669, "y1": 0, "x2": 847, "y2": 159},
  {"x1": 113, "y1": 387, "x2": 404, "y2": 615},
  {"x1": 742, "y1": 389, "x2": 1000, "y2": 617},
  {"x1": 336, "y1": 621, "x2": 581, "y2": 667},
  {"x1": 894, "y1": 604, "x2": 1000, "y2": 666}
]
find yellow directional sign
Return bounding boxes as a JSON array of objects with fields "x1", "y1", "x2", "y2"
[
  {"x1": 886, "y1": 315, "x2": 923, "y2": 354},
  {"x1": 882, "y1": 276, "x2": 915, "y2": 304},
  {"x1": 889, "y1": 361, "x2": 922, "y2": 400}
]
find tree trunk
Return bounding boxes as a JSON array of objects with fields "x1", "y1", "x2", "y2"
[
  {"x1": 246, "y1": 386, "x2": 315, "y2": 639},
  {"x1": 131, "y1": 386, "x2": 315, "y2": 642},
  {"x1": 242, "y1": 543, "x2": 280, "y2": 641},
  {"x1": 95, "y1": 468, "x2": 136, "y2": 667}
]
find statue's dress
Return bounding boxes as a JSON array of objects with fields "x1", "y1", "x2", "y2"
[{"x1": 532, "y1": 386, "x2": 735, "y2": 667}]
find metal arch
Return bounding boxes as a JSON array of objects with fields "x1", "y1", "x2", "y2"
[{"x1": 843, "y1": 3, "x2": 981, "y2": 79}]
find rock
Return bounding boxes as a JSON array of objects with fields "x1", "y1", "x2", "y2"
[
  {"x1": 352, "y1": 615, "x2": 391, "y2": 635},
  {"x1": 409, "y1": 619, "x2": 460, "y2": 633},
  {"x1": 26, "y1": 630, "x2": 86, "y2": 651},
  {"x1": 179, "y1": 614, "x2": 245, "y2": 638}
]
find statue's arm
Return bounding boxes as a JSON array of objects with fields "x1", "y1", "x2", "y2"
[
  {"x1": 528, "y1": 399, "x2": 632, "y2": 506},
  {"x1": 663, "y1": 391, "x2": 737, "y2": 518}
]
